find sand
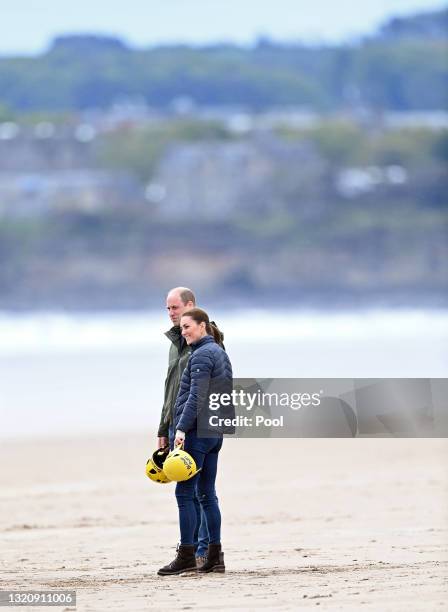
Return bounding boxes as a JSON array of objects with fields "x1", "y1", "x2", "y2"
[{"x1": 1, "y1": 434, "x2": 447, "y2": 611}]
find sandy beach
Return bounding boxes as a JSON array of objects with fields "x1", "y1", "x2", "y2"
[{"x1": 1, "y1": 434, "x2": 447, "y2": 611}]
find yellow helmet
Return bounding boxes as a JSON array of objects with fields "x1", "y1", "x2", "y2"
[
  {"x1": 145, "y1": 447, "x2": 171, "y2": 484},
  {"x1": 163, "y1": 447, "x2": 200, "y2": 482}
]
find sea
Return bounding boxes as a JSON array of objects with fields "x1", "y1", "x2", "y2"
[{"x1": 1, "y1": 309, "x2": 447, "y2": 438}]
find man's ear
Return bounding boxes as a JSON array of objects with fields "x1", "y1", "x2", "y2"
[{"x1": 186, "y1": 301, "x2": 194, "y2": 308}]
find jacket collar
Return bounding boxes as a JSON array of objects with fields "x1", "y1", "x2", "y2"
[
  {"x1": 165, "y1": 325, "x2": 181, "y2": 341},
  {"x1": 190, "y1": 335, "x2": 214, "y2": 351},
  {"x1": 164, "y1": 325, "x2": 186, "y2": 351}
]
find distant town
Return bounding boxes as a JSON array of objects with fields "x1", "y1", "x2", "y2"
[{"x1": 0, "y1": 7, "x2": 447, "y2": 309}]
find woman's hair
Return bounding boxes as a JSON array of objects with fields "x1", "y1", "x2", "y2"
[{"x1": 181, "y1": 307, "x2": 223, "y2": 344}]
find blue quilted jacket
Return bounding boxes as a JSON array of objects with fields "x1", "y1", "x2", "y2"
[{"x1": 174, "y1": 335, "x2": 233, "y2": 434}]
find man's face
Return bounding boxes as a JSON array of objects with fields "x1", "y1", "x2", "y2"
[{"x1": 166, "y1": 293, "x2": 192, "y2": 326}]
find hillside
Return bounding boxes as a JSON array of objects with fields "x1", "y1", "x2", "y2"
[{"x1": 0, "y1": 8, "x2": 446, "y2": 114}]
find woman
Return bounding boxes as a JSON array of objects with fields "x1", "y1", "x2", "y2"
[{"x1": 157, "y1": 307, "x2": 232, "y2": 576}]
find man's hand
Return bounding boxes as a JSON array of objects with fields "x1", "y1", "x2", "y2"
[{"x1": 157, "y1": 436, "x2": 168, "y2": 449}]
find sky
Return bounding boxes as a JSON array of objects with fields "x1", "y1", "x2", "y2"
[{"x1": 1, "y1": 0, "x2": 446, "y2": 55}]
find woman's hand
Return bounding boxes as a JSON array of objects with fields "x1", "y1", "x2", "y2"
[{"x1": 174, "y1": 429, "x2": 185, "y2": 447}]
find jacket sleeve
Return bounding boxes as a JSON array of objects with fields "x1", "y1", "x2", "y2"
[
  {"x1": 157, "y1": 412, "x2": 169, "y2": 438},
  {"x1": 177, "y1": 350, "x2": 214, "y2": 433},
  {"x1": 156, "y1": 359, "x2": 171, "y2": 437}
]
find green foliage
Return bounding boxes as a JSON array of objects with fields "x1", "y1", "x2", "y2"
[
  {"x1": 95, "y1": 119, "x2": 233, "y2": 180},
  {"x1": 432, "y1": 131, "x2": 448, "y2": 161},
  {"x1": 277, "y1": 122, "x2": 448, "y2": 167},
  {"x1": 379, "y1": 8, "x2": 448, "y2": 40},
  {"x1": 0, "y1": 103, "x2": 14, "y2": 121},
  {"x1": 305, "y1": 121, "x2": 366, "y2": 164},
  {"x1": 0, "y1": 8, "x2": 446, "y2": 112},
  {"x1": 235, "y1": 212, "x2": 298, "y2": 238},
  {"x1": 18, "y1": 110, "x2": 75, "y2": 126},
  {"x1": 353, "y1": 40, "x2": 448, "y2": 110},
  {"x1": 368, "y1": 128, "x2": 446, "y2": 166},
  {"x1": 96, "y1": 127, "x2": 168, "y2": 181}
]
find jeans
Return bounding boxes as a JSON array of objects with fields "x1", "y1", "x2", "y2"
[
  {"x1": 170, "y1": 428, "x2": 223, "y2": 547},
  {"x1": 194, "y1": 500, "x2": 210, "y2": 558}
]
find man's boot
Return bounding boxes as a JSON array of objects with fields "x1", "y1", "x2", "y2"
[
  {"x1": 198, "y1": 543, "x2": 225, "y2": 573},
  {"x1": 157, "y1": 544, "x2": 197, "y2": 576}
]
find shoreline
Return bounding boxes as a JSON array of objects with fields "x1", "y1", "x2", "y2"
[{"x1": 1, "y1": 294, "x2": 448, "y2": 313}]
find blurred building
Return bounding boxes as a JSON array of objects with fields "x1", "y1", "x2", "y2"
[
  {"x1": 0, "y1": 170, "x2": 142, "y2": 218},
  {"x1": 147, "y1": 135, "x2": 328, "y2": 220}
]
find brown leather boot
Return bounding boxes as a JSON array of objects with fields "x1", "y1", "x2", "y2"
[
  {"x1": 198, "y1": 543, "x2": 225, "y2": 573},
  {"x1": 157, "y1": 544, "x2": 197, "y2": 576}
]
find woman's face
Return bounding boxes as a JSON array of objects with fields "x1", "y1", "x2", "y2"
[{"x1": 181, "y1": 316, "x2": 206, "y2": 345}]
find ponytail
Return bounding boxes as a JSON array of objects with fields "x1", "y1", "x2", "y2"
[
  {"x1": 206, "y1": 321, "x2": 224, "y2": 345},
  {"x1": 182, "y1": 308, "x2": 223, "y2": 345}
]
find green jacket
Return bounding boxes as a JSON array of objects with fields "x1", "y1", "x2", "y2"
[
  {"x1": 157, "y1": 322, "x2": 224, "y2": 438},
  {"x1": 157, "y1": 326, "x2": 191, "y2": 438}
]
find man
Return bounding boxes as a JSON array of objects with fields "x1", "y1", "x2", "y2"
[
  {"x1": 157, "y1": 286, "x2": 221, "y2": 567},
  {"x1": 157, "y1": 287, "x2": 195, "y2": 450}
]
